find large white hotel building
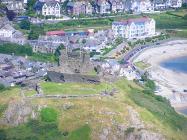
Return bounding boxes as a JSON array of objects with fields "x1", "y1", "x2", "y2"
[{"x1": 112, "y1": 17, "x2": 156, "y2": 39}]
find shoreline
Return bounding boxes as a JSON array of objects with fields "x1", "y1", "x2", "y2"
[{"x1": 133, "y1": 40, "x2": 187, "y2": 110}]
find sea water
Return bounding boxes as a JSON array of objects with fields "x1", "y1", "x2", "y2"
[
  {"x1": 160, "y1": 56, "x2": 187, "y2": 115},
  {"x1": 160, "y1": 56, "x2": 187, "y2": 74},
  {"x1": 177, "y1": 108, "x2": 187, "y2": 116}
]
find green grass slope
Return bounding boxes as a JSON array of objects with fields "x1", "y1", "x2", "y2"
[{"x1": 0, "y1": 79, "x2": 186, "y2": 140}]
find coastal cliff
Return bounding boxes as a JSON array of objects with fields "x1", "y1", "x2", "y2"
[{"x1": 0, "y1": 79, "x2": 186, "y2": 140}]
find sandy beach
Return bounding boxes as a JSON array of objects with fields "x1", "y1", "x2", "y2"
[{"x1": 133, "y1": 40, "x2": 187, "y2": 109}]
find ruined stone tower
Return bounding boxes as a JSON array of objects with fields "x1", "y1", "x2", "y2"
[{"x1": 59, "y1": 48, "x2": 93, "y2": 74}]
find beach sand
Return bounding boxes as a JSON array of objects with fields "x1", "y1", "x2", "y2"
[{"x1": 134, "y1": 40, "x2": 187, "y2": 109}]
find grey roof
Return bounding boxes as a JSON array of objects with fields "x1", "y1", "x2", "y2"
[
  {"x1": 153, "y1": 0, "x2": 167, "y2": 4},
  {"x1": 67, "y1": 1, "x2": 74, "y2": 7},
  {"x1": 44, "y1": 1, "x2": 59, "y2": 7},
  {"x1": 1, "y1": 24, "x2": 15, "y2": 31}
]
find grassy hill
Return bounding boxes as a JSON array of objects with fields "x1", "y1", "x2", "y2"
[{"x1": 0, "y1": 79, "x2": 187, "y2": 140}]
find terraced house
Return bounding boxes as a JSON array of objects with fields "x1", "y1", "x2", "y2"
[
  {"x1": 1, "y1": 0, "x2": 26, "y2": 13},
  {"x1": 108, "y1": 0, "x2": 124, "y2": 13},
  {"x1": 67, "y1": 1, "x2": 92, "y2": 15},
  {"x1": 112, "y1": 17, "x2": 156, "y2": 39},
  {"x1": 167, "y1": 0, "x2": 182, "y2": 8},
  {"x1": 96, "y1": 0, "x2": 111, "y2": 14},
  {"x1": 42, "y1": 1, "x2": 61, "y2": 17}
]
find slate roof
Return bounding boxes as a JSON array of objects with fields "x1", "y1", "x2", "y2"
[
  {"x1": 34, "y1": 1, "x2": 45, "y2": 11},
  {"x1": 153, "y1": 0, "x2": 167, "y2": 4},
  {"x1": 113, "y1": 17, "x2": 152, "y2": 25}
]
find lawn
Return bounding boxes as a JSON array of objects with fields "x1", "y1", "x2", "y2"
[
  {"x1": 40, "y1": 82, "x2": 113, "y2": 95},
  {"x1": 29, "y1": 53, "x2": 58, "y2": 63},
  {"x1": 134, "y1": 61, "x2": 151, "y2": 70},
  {"x1": 167, "y1": 9, "x2": 187, "y2": 17},
  {"x1": 24, "y1": 89, "x2": 36, "y2": 97},
  {"x1": 166, "y1": 29, "x2": 187, "y2": 38},
  {"x1": 68, "y1": 124, "x2": 91, "y2": 140},
  {"x1": 43, "y1": 14, "x2": 141, "y2": 32},
  {"x1": 0, "y1": 87, "x2": 21, "y2": 105},
  {"x1": 0, "y1": 79, "x2": 187, "y2": 140},
  {"x1": 113, "y1": 79, "x2": 187, "y2": 140},
  {"x1": 42, "y1": 11, "x2": 187, "y2": 33},
  {"x1": 148, "y1": 12, "x2": 187, "y2": 29},
  {"x1": 40, "y1": 107, "x2": 58, "y2": 122},
  {"x1": 127, "y1": 86, "x2": 187, "y2": 140},
  {"x1": 0, "y1": 105, "x2": 91, "y2": 140}
]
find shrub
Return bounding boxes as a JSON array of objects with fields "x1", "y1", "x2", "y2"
[
  {"x1": 145, "y1": 79, "x2": 156, "y2": 91},
  {"x1": 0, "y1": 43, "x2": 33, "y2": 56},
  {"x1": 125, "y1": 127, "x2": 135, "y2": 135},
  {"x1": 143, "y1": 89, "x2": 153, "y2": 95},
  {"x1": 19, "y1": 20, "x2": 30, "y2": 30},
  {"x1": 0, "y1": 130, "x2": 6, "y2": 140},
  {"x1": 62, "y1": 131, "x2": 69, "y2": 136},
  {"x1": 40, "y1": 107, "x2": 58, "y2": 122},
  {"x1": 0, "y1": 84, "x2": 5, "y2": 91},
  {"x1": 183, "y1": 14, "x2": 187, "y2": 20}
]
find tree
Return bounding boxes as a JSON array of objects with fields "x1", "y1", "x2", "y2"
[
  {"x1": 28, "y1": 24, "x2": 44, "y2": 40},
  {"x1": 28, "y1": 30, "x2": 39, "y2": 40},
  {"x1": 115, "y1": 37, "x2": 123, "y2": 45},
  {"x1": 27, "y1": 0, "x2": 36, "y2": 9},
  {"x1": 145, "y1": 79, "x2": 156, "y2": 91},
  {"x1": 19, "y1": 20, "x2": 30, "y2": 30},
  {"x1": 0, "y1": 84, "x2": 5, "y2": 91},
  {"x1": 6, "y1": 10, "x2": 16, "y2": 21},
  {"x1": 82, "y1": 39, "x2": 86, "y2": 44},
  {"x1": 183, "y1": 14, "x2": 187, "y2": 20}
]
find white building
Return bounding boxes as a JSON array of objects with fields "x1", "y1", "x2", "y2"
[
  {"x1": 131, "y1": 0, "x2": 154, "y2": 13},
  {"x1": 112, "y1": 17, "x2": 156, "y2": 39},
  {"x1": 97, "y1": 0, "x2": 111, "y2": 14},
  {"x1": 0, "y1": 24, "x2": 15, "y2": 38},
  {"x1": 167, "y1": 0, "x2": 182, "y2": 8},
  {"x1": 42, "y1": 2, "x2": 61, "y2": 17}
]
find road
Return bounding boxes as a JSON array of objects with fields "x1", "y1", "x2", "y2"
[
  {"x1": 104, "y1": 42, "x2": 128, "y2": 58},
  {"x1": 122, "y1": 37, "x2": 186, "y2": 66},
  {"x1": 122, "y1": 39, "x2": 174, "y2": 65}
]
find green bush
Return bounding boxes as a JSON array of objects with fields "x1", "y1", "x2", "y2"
[
  {"x1": 40, "y1": 107, "x2": 58, "y2": 122},
  {"x1": 0, "y1": 43, "x2": 33, "y2": 56},
  {"x1": 29, "y1": 25, "x2": 44, "y2": 40},
  {"x1": 183, "y1": 14, "x2": 187, "y2": 20},
  {"x1": 143, "y1": 89, "x2": 153, "y2": 95},
  {"x1": 19, "y1": 20, "x2": 30, "y2": 30},
  {"x1": 0, "y1": 84, "x2": 5, "y2": 91},
  {"x1": 145, "y1": 79, "x2": 156, "y2": 91},
  {"x1": 125, "y1": 127, "x2": 135, "y2": 134},
  {"x1": 129, "y1": 86, "x2": 187, "y2": 132}
]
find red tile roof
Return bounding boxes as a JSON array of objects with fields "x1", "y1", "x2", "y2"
[
  {"x1": 46, "y1": 30, "x2": 65, "y2": 36},
  {"x1": 120, "y1": 17, "x2": 151, "y2": 24}
]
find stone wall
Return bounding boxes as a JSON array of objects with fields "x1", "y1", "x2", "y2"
[{"x1": 47, "y1": 71, "x2": 100, "y2": 84}]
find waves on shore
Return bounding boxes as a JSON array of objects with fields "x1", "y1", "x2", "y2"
[{"x1": 133, "y1": 40, "x2": 187, "y2": 115}]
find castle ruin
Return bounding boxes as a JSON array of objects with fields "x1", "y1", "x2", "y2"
[{"x1": 47, "y1": 48, "x2": 100, "y2": 83}]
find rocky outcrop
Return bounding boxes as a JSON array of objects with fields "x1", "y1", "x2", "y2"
[
  {"x1": 124, "y1": 106, "x2": 165, "y2": 140},
  {"x1": 99, "y1": 106, "x2": 165, "y2": 140},
  {"x1": 125, "y1": 129, "x2": 164, "y2": 140},
  {"x1": 0, "y1": 99, "x2": 36, "y2": 126}
]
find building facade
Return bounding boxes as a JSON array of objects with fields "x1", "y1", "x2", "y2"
[
  {"x1": 112, "y1": 17, "x2": 155, "y2": 39},
  {"x1": 109, "y1": 0, "x2": 124, "y2": 13},
  {"x1": 67, "y1": 1, "x2": 92, "y2": 15},
  {"x1": 167, "y1": 0, "x2": 182, "y2": 8},
  {"x1": 0, "y1": 24, "x2": 15, "y2": 38},
  {"x1": 97, "y1": 0, "x2": 111, "y2": 14},
  {"x1": 42, "y1": 2, "x2": 61, "y2": 17}
]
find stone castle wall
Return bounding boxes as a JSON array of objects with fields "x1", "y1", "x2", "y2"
[{"x1": 47, "y1": 71, "x2": 100, "y2": 84}]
